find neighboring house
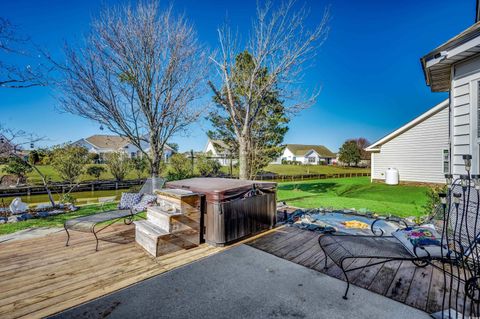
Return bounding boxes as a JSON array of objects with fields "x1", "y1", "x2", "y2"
[
  {"x1": 365, "y1": 100, "x2": 449, "y2": 184},
  {"x1": 421, "y1": 14, "x2": 480, "y2": 176},
  {"x1": 72, "y1": 135, "x2": 174, "y2": 162},
  {"x1": 272, "y1": 144, "x2": 336, "y2": 165},
  {"x1": 204, "y1": 139, "x2": 236, "y2": 166}
]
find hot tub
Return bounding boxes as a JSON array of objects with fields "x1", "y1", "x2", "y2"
[{"x1": 165, "y1": 178, "x2": 277, "y2": 246}]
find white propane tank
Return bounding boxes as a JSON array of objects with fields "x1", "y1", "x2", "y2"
[{"x1": 385, "y1": 168, "x2": 399, "y2": 185}]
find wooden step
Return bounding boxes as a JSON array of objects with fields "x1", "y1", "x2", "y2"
[
  {"x1": 147, "y1": 206, "x2": 184, "y2": 233},
  {"x1": 134, "y1": 220, "x2": 173, "y2": 257}
]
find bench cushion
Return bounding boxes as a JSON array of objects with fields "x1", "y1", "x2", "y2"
[
  {"x1": 133, "y1": 194, "x2": 157, "y2": 212},
  {"x1": 118, "y1": 193, "x2": 143, "y2": 210}
]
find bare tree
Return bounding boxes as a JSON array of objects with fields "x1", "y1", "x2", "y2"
[
  {"x1": 0, "y1": 126, "x2": 55, "y2": 206},
  {"x1": 209, "y1": 0, "x2": 329, "y2": 179},
  {"x1": 55, "y1": 2, "x2": 208, "y2": 177},
  {"x1": 0, "y1": 17, "x2": 48, "y2": 88}
]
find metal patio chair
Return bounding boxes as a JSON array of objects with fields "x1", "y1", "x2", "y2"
[
  {"x1": 64, "y1": 177, "x2": 164, "y2": 251},
  {"x1": 319, "y1": 173, "x2": 480, "y2": 318}
]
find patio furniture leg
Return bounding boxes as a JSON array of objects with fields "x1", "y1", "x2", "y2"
[
  {"x1": 64, "y1": 225, "x2": 70, "y2": 247},
  {"x1": 340, "y1": 258, "x2": 350, "y2": 300},
  {"x1": 318, "y1": 236, "x2": 329, "y2": 270},
  {"x1": 93, "y1": 229, "x2": 99, "y2": 251}
]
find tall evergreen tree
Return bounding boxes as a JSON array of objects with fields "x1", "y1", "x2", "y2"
[{"x1": 208, "y1": 51, "x2": 289, "y2": 179}]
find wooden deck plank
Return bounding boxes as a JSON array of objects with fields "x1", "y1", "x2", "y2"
[
  {"x1": 246, "y1": 226, "x2": 469, "y2": 315},
  {"x1": 0, "y1": 223, "x2": 227, "y2": 319},
  {"x1": 368, "y1": 260, "x2": 402, "y2": 296},
  {"x1": 0, "y1": 221, "x2": 285, "y2": 319},
  {"x1": 385, "y1": 260, "x2": 416, "y2": 303},
  {"x1": 404, "y1": 265, "x2": 433, "y2": 310}
]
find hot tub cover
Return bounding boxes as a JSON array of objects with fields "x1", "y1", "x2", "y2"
[{"x1": 165, "y1": 178, "x2": 276, "y2": 202}]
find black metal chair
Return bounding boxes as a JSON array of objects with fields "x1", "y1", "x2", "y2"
[{"x1": 319, "y1": 175, "x2": 480, "y2": 317}]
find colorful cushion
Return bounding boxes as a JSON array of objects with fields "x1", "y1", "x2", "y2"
[
  {"x1": 133, "y1": 194, "x2": 157, "y2": 212},
  {"x1": 118, "y1": 193, "x2": 143, "y2": 210},
  {"x1": 392, "y1": 224, "x2": 446, "y2": 258}
]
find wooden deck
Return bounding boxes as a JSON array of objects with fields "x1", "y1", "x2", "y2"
[
  {"x1": 0, "y1": 224, "x2": 227, "y2": 319},
  {"x1": 247, "y1": 226, "x2": 467, "y2": 315},
  {"x1": 0, "y1": 221, "x2": 470, "y2": 318}
]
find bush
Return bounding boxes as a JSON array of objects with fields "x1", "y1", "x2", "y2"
[
  {"x1": 105, "y1": 152, "x2": 131, "y2": 181},
  {"x1": 87, "y1": 153, "x2": 100, "y2": 164},
  {"x1": 167, "y1": 153, "x2": 191, "y2": 181},
  {"x1": 86, "y1": 165, "x2": 106, "y2": 181},
  {"x1": 60, "y1": 193, "x2": 77, "y2": 206},
  {"x1": 131, "y1": 157, "x2": 148, "y2": 179},
  {"x1": 422, "y1": 184, "x2": 448, "y2": 218},
  {"x1": 2, "y1": 156, "x2": 32, "y2": 185},
  {"x1": 196, "y1": 154, "x2": 221, "y2": 176},
  {"x1": 51, "y1": 145, "x2": 89, "y2": 183}
]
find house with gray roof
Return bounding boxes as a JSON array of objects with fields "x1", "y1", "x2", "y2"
[
  {"x1": 72, "y1": 135, "x2": 174, "y2": 162},
  {"x1": 272, "y1": 144, "x2": 336, "y2": 165}
]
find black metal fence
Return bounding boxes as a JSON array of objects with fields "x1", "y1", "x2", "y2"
[
  {"x1": 254, "y1": 172, "x2": 370, "y2": 182},
  {"x1": 0, "y1": 179, "x2": 145, "y2": 198}
]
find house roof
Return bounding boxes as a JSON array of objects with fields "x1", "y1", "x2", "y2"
[
  {"x1": 365, "y1": 99, "x2": 449, "y2": 152},
  {"x1": 285, "y1": 144, "x2": 335, "y2": 158},
  {"x1": 85, "y1": 135, "x2": 130, "y2": 150},
  {"x1": 211, "y1": 139, "x2": 228, "y2": 150},
  {"x1": 82, "y1": 134, "x2": 174, "y2": 151},
  {"x1": 421, "y1": 21, "x2": 480, "y2": 92}
]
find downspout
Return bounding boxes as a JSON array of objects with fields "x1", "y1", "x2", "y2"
[
  {"x1": 449, "y1": 67, "x2": 453, "y2": 176},
  {"x1": 476, "y1": 0, "x2": 480, "y2": 23}
]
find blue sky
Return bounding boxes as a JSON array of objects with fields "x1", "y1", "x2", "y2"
[{"x1": 0, "y1": 0, "x2": 474, "y2": 152}]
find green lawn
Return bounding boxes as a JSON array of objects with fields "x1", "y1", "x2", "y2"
[
  {"x1": 0, "y1": 202, "x2": 146, "y2": 235},
  {"x1": 277, "y1": 177, "x2": 430, "y2": 217}
]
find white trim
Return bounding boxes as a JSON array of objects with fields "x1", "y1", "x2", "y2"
[
  {"x1": 365, "y1": 99, "x2": 449, "y2": 151},
  {"x1": 426, "y1": 37, "x2": 480, "y2": 70}
]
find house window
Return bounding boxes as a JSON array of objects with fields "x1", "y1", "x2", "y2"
[
  {"x1": 443, "y1": 149, "x2": 450, "y2": 174},
  {"x1": 292, "y1": 156, "x2": 296, "y2": 161},
  {"x1": 308, "y1": 157, "x2": 316, "y2": 163}
]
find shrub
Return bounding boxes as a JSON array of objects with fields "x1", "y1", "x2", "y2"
[
  {"x1": 131, "y1": 157, "x2": 148, "y2": 179},
  {"x1": 87, "y1": 153, "x2": 100, "y2": 164},
  {"x1": 105, "y1": 152, "x2": 131, "y2": 181},
  {"x1": 167, "y1": 153, "x2": 191, "y2": 181},
  {"x1": 2, "y1": 156, "x2": 32, "y2": 185},
  {"x1": 422, "y1": 184, "x2": 448, "y2": 219},
  {"x1": 60, "y1": 193, "x2": 77, "y2": 206},
  {"x1": 51, "y1": 145, "x2": 89, "y2": 184},
  {"x1": 86, "y1": 165, "x2": 106, "y2": 181},
  {"x1": 196, "y1": 154, "x2": 221, "y2": 176}
]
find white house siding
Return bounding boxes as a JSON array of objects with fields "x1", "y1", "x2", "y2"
[
  {"x1": 451, "y1": 55, "x2": 480, "y2": 175},
  {"x1": 204, "y1": 140, "x2": 235, "y2": 166},
  {"x1": 371, "y1": 107, "x2": 449, "y2": 184}
]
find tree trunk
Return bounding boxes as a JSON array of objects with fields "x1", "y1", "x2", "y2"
[
  {"x1": 30, "y1": 164, "x2": 55, "y2": 206},
  {"x1": 149, "y1": 133, "x2": 161, "y2": 178},
  {"x1": 238, "y1": 136, "x2": 249, "y2": 180}
]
